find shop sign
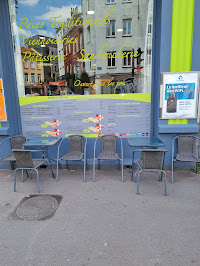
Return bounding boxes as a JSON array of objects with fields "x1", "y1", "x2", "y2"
[
  {"x1": 161, "y1": 72, "x2": 198, "y2": 119},
  {"x1": 0, "y1": 79, "x2": 7, "y2": 121},
  {"x1": 49, "y1": 81, "x2": 67, "y2": 86}
]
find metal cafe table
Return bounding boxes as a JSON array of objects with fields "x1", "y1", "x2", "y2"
[
  {"x1": 23, "y1": 137, "x2": 61, "y2": 178},
  {"x1": 127, "y1": 137, "x2": 165, "y2": 181}
]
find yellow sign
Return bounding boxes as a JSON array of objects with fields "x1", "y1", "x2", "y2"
[{"x1": 0, "y1": 79, "x2": 7, "y2": 121}]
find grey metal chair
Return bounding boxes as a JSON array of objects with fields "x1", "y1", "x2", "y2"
[
  {"x1": 0, "y1": 135, "x2": 26, "y2": 169},
  {"x1": 12, "y1": 149, "x2": 47, "y2": 193},
  {"x1": 134, "y1": 149, "x2": 167, "y2": 196},
  {"x1": 172, "y1": 135, "x2": 200, "y2": 183},
  {"x1": 56, "y1": 135, "x2": 87, "y2": 182},
  {"x1": 93, "y1": 135, "x2": 123, "y2": 182}
]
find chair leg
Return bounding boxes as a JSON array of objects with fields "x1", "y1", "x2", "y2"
[
  {"x1": 162, "y1": 171, "x2": 167, "y2": 196},
  {"x1": 137, "y1": 170, "x2": 142, "y2": 195},
  {"x1": 121, "y1": 159, "x2": 123, "y2": 183},
  {"x1": 26, "y1": 170, "x2": 29, "y2": 178},
  {"x1": 131, "y1": 154, "x2": 134, "y2": 181},
  {"x1": 21, "y1": 169, "x2": 24, "y2": 183},
  {"x1": 134, "y1": 167, "x2": 139, "y2": 183},
  {"x1": 84, "y1": 158, "x2": 86, "y2": 183},
  {"x1": 98, "y1": 159, "x2": 100, "y2": 170},
  {"x1": 171, "y1": 161, "x2": 174, "y2": 184},
  {"x1": 14, "y1": 169, "x2": 18, "y2": 192},
  {"x1": 56, "y1": 159, "x2": 59, "y2": 182},
  {"x1": 66, "y1": 160, "x2": 68, "y2": 169},
  {"x1": 35, "y1": 169, "x2": 40, "y2": 193},
  {"x1": 196, "y1": 162, "x2": 198, "y2": 174},
  {"x1": 118, "y1": 159, "x2": 120, "y2": 170},
  {"x1": 93, "y1": 159, "x2": 96, "y2": 182},
  {"x1": 10, "y1": 161, "x2": 14, "y2": 170}
]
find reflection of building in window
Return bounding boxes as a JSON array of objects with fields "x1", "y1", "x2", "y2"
[
  {"x1": 87, "y1": 26, "x2": 91, "y2": 43},
  {"x1": 61, "y1": 8, "x2": 85, "y2": 77},
  {"x1": 106, "y1": 20, "x2": 116, "y2": 37},
  {"x1": 30, "y1": 61, "x2": 35, "y2": 69},
  {"x1": 38, "y1": 74, "x2": 41, "y2": 83},
  {"x1": 21, "y1": 47, "x2": 44, "y2": 95},
  {"x1": 24, "y1": 73, "x2": 28, "y2": 84},
  {"x1": 123, "y1": 51, "x2": 132, "y2": 67},
  {"x1": 31, "y1": 73, "x2": 35, "y2": 84},
  {"x1": 82, "y1": 0, "x2": 153, "y2": 94},
  {"x1": 106, "y1": 0, "x2": 116, "y2": 4},
  {"x1": 25, "y1": 34, "x2": 59, "y2": 81},
  {"x1": 107, "y1": 52, "x2": 116, "y2": 67},
  {"x1": 123, "y1": 19, "x2": 132, "y2": 36}
]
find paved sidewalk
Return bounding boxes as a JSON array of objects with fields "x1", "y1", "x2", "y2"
[{"x1": 0, "y1": 168, "x2": 200, "y2": 266}]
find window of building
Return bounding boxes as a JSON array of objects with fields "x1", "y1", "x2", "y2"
[
  {"x1": 68, "y1": 43, "x2": 71, "y2": 54},
  {"x1": 76, "y1": 36, "x2": 79, "y2": 52},
  {"x1": 106, "y1": 0, "x2": 116, "y2": 4},
  {"x1": 30, "y1": 61, "x2": 35, "y2": 69},
  {"x1": 24, "y1": 60, "x2": 28, "y2": 69},
  {"x1": 123, "y1": 19, "x2": 132, "y2": 36},
  {"x1": 69, "y1": 61, "x2": 71, "y2": 73},
  {"x1": 37, "y1": 62, "x2": 41, "y2": 70},
  {"x1": 123, "y1": 51, "x2": 132, "y2": 67},
  {"x1": 107, "y1": 52, "x2": 116, "y2": 67},
  {"x1": 80, "y1": 32, "x2": 83, "y2": 49},
  {"x1": 73, "y1": 62, "x2": 76, "y2": 73},
  {"x1": 24, "y1": 73, "x2": 28, "y2": 84},
  {"x1": 31, "y1": 73, "x2": 35, "y2": 84},
  {"x1": 73, "y1": 42, "x2": 76, "y2": 54},
  {"x1": 87, "y1": 26, "x2": 91, "y2": 43},
  {"x1": 122, "y1": 0, "x2": 132, "y2": 2},
  {"x1": 106, "y1": 20, "x2": 116, "y2": 37},
  {"x1": 38, "y1": 74, "x2": 41, "y2": 83}
]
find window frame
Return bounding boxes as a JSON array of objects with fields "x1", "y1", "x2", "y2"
[
  {"x1": 123, "y1": 51, "x2": 132, "y2": 67},
  {"x1": 106, "y1": 20, "x2": 116, "y2": 37},
  {"x1": 106, "y1": 0, "x2": 116, "y2": 4},
  {"x1": 107, "y1": 51, "x2": 116, "y2": 68},
  {"x1": 123, "y1": 19, "x2": 132, "y2": 36}
]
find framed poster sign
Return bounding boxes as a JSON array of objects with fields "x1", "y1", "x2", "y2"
[
  {"x1": 161, "y1": 72, "x2": 199, "y2": 119},
  {"x1": 0, "y1": 79, "x2": 7, "y2": 121}
]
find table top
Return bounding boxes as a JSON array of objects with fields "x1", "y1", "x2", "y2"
[
  {"x1": 23, "y1": 137, "x2": 61, "y2": 147},
  {"x1": 127, "y1": 137, "x2": 165, "y2": 147}
]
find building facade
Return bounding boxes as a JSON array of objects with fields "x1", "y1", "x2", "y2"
[
  {"x1": 81, "y1": 0, "x2": 150, "y2": 94},
  {"x1": 21, "y1": 47, "x2": 44, "y2": 95},
  {"x1": 0, "y1": 0, "x2": 200, "y2": 170}
]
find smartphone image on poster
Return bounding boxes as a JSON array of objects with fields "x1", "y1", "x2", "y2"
[{"x1": 166, "y1": 94, "x2": 177, "y2": 113}]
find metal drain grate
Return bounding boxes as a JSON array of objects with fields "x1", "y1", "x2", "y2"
[{"x1": 9, "y1": 195, "x2": 62, "y2": 221}]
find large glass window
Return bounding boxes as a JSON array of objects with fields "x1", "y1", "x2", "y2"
[{"x1": 9, "y1": 0, "x2": 154, "y2": 96}]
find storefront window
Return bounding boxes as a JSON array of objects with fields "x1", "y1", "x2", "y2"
[
  {"x1": 9, "y1": 0, "x2": 154, "y2": 97},
  {"x1": 8, "y1": 0, "x2": 153, "y2": 138}
]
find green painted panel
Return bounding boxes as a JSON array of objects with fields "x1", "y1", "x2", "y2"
[
  {"x1": 168, "y1": 119, "x2": 188, "y2": 125},
  {"x1": 170, "y1": 0, "x2": 195, "y2": 72}
]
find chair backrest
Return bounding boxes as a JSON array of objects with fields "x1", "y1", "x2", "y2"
[
  {"x1": 101, "y1": 135, "x2": 117, "y2": 153},
  {"x1": 12, "y1": 150, "x2": 34, "y2": 168},
  {"x1": 11, "y1": 136, "x2": 26, "y2": 150},
  {"x1": 141, "y1": 149, "x2": 165, "y2": 170},
  {"x1": 177, "y1": 135, "x2": 195, "y2": 155},
  {"x1": 69, "y1": 135, "x2": 84, "y2": 153}
]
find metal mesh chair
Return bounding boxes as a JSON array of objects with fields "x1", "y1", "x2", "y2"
[
  {"x1": 172, "y1": 135, "x2": 200, "y2": 183},
  {"x1": 93, "y1": 135, "x2": 123, "y2": 182},
  {"x1": 56, "y1": 135, "x2": 87, "y2": 182},
  {"x1": 12, "y1": 149, "x2": 47, "y2": 193},
  {"x1": 0, "y1": 136, "x2": 26, "y2": 169},
  {"x1": 134, "y1": 149, "x2": 167, "y2": 196}
]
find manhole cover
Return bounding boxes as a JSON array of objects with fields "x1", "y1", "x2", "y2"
[{"x1": 10, "y1": 195, "x2": 62, "y2": 221}]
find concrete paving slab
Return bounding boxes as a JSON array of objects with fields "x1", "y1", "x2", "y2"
[{"x1": 0, "y1": 168, "x2": 200, "y2": 266}]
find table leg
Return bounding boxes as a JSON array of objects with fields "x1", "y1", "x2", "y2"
[
  {"x1": 131, "y1": 151, "x2": 134, "y2": 181},
  {"x1": 42, "y1": 146, "x2": 55, "y2": 179}
]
